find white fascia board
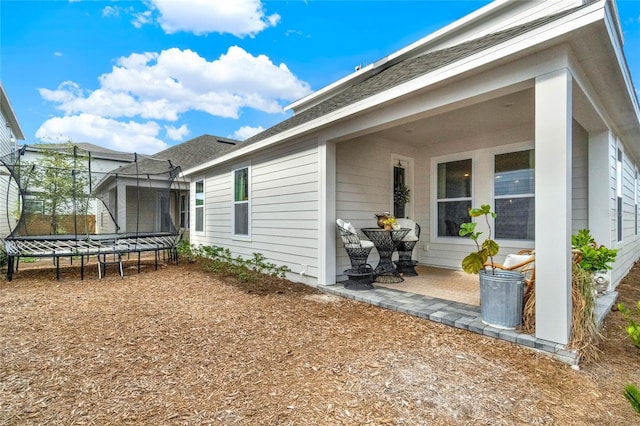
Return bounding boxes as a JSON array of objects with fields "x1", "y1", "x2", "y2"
[
  {"x1": 603, "y1": 0, "x2": 640, "y2": 121},
  {"x1": 286, "y1": 0, "x2": 513, "y2": 114},
  {"x1": 0, "y1": 84, "x2": 25, "y2": 140},
  {"x1": 185, "y1": 3, "x2": 605, "y2": 178}
]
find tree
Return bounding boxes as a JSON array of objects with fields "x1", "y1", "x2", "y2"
[{"x1": 26, "y1": 143, "x2": 90, "y2": 234}]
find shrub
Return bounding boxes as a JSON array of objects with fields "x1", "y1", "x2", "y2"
[
  {"x1": 176, "y1": 239, "x2": 195, "y2": 262},
  {"x1": 180, "y1": 243, "x2": 290, "y2": 283},
  {"x1": 571, "y1": 229, "x2": 617, "y2": 272},
  {"x1": 618, "y1": 301, "x2": 640, "y2": 349}
]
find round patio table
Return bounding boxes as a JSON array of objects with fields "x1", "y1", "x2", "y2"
[{"x1": 360, "y1": 228, "x2": 410, "y2": 283}]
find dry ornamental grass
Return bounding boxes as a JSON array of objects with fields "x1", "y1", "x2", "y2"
[{"x1": 1, "y1": 256, "x2": 639, "y2": 425}]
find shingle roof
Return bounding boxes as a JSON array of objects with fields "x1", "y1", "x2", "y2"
[
  {"x1": 232, "y1": 4, "x2": 588, "y2": 151},
  {"x1": 113, "y1": 134, "x2": 240, "y2": 176}
]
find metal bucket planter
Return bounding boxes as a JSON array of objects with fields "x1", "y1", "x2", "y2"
[{"x1": 479, "y1": 269, "x2": 525, "y2": 329}]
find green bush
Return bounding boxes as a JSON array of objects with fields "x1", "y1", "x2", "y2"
[
  {"x1": 176, "y1": 239, "x2": 195, "y2": 262},
  {"x1": 571, "y1": 229, "x2": 618, "y2": 271},
  {"x1": 618, "y1": 301, "x2": 640, "y2": 349},
  {"x1": 179, "y1": 243, "x2": 290, "y2": 283}
]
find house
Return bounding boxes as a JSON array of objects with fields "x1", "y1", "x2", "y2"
[
  {"x1": 92, "y1": 134, "x2": 238, "y2": 237},
  {"x1": 0, "y1": 83, "x2": 25, "y2": 239},
  {"x1": 182, "y1": 0, "x2": 640, "y2": 347},
  {"x1": 17, "y1": 142, "x2": 136, "y2": 234}
]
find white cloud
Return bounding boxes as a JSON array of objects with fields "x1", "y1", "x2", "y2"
[
  {"x1": 54, "y1": 52, "x2": 63, "y2": 57},
  {"x1": 102, "y1": 6, "x2": 118, "y2": 17},
  {"x1": 35, "y1": 114, "x2": 169, "y2": 155},
  {"x1": 165, "y1": 124, "x2": 189, "y2": 141},
  {"x1": 146, "y1": 0, "x2": 280, "y2": 37},
  {"x1": 40, "y1": 46, "x2": 311, "y2": 122},
  {"x1": 232, "y1": 125, "x2": 264, "y2": 140},
  {"x1": 132, "y1": 10, "x2": 154, "y2": 29}
]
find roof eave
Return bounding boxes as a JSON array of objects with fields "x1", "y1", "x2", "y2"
[
  {"x1": 286, "y1": 0, "x2": 517, "y2": 115},
  {"x1": 0, "y1": 83, "x2": 25, "y2": 140},
  {"x1": 187, "y1": 1, "x2": 626, "y2": 176}
]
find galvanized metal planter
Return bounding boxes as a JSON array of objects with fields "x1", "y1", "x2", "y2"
[{"x1": 479, "y1": 269, "x2": 525, "y2": 329}]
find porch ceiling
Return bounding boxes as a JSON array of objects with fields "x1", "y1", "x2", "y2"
[{"x1": 372, "y1": 89, "x2": 534, "y2": 146}]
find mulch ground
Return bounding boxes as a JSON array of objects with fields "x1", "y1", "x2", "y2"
[{"x1": 1, "y1": 257, "x2": 639, "y2": 425}]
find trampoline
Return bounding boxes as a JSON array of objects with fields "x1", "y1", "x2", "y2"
[{"x1": 0, "y1": 143, "x2": 185, "y2": 280}]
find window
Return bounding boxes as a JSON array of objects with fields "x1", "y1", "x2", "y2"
[
  {"x1": 494, "y1": 150, "x2": 535, "y2": 240},
  {"x1": 195, "y1": 180, "x2": 204, "y2": 232},
  {"x1": 180, "y1": 194, "x2": 189, "y2": 229},
  {"x1": 617, "y1": 148, "x2": 623, "y2": 242},
  {"x1": 233, "y1": 166, "x2": 250, "y2": 236},
  {"x1": 436, "y1": 159, "x2": 472, "y2": 236},
  {"x1": 24, "y1": 198, "x2": 44, "y2": 214}
]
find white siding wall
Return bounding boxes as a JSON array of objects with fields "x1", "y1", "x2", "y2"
[
  {"x1": 612, "y1": 141, "x2": 640, "y2": 288},
  {"x1": 0, "y1": 113, "x2": 18, "y2": 239},
  {"x1": 190, "y1": 138, "x2": 320, "y2": 283},
  {"x1": 572, "y1": 120, "x2": 589, "y2": 232}
]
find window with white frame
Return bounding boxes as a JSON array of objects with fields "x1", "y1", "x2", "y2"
[
  {"x1": 436, "y1": 159, "x2": 472, "y2": 237},
  {"x1": 195, "y1": 180, "x2": 204, "y2": 232},
  {"x1": 180, "y1": 194, "x2": 189, "y2": 229},
  {"x1": 494, "y1": 149, "x2": 535, "y2": 240},
  {"x1": 617, "y1": 148, "x2": 623, "y2": 242},
  {"x1": 233, "y1": 166, "x2": 250, "y2": 236}
]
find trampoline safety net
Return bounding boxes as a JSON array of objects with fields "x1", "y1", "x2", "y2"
[{"x1": 0, "y1": 143, "x2": 185, "y2": 280}]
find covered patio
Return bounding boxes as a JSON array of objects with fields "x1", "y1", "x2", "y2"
[
  {"x1": 318, "y1": 265, "x2": 617, "y2": 365},
  {"x1": 329, "y1": 19, "x2": 632, "y2": 348}
]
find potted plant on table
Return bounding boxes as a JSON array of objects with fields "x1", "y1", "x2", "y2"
[
  {"x1": 382, "y1": 216, "x2": 397, "y2": 230},
  {"x1": 459, "y1": 204, "x2": 526, "y2": 329}
]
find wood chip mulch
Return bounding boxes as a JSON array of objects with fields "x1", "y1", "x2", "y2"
[{"x1": 1, "y1": 257, "x2": 639, "y2": 425}]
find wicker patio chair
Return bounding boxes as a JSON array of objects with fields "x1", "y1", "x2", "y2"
[
  {"x1": 394, "y1": 218, "x2": 421, "y2": 276},
  {"x1": 336, "y1": 219, "x2": 375, "y2": 289}
]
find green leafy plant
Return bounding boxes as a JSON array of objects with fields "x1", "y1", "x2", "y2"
[
  {"x1": 179, "y1": 243, "x2": 290, "y2": 282},
  {"x1": 176, "y1": 239, "x2": 196, "y2": 262},
  {"x1": 623, "y1": 383, "x2": 640, "y2": 414},
  {"x1": 618, "y1": 301, "x2": 640, "y2": 349},
  {"x1": 459, "y1": 204, "x2": 499, "y2": 274},
  {"x1": 571, "y1": 229, "x2": 618, "y2": 272}
]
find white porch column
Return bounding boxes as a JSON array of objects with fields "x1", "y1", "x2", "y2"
[
  {"x1": 588, "y1": 131, "x2": 614, "y2": 246},
  {"x1": 117, "y1": 183, "x2": 126, "y2": 233},
  {"x1": 534, "y1": 68, "x2": 573, "y2": 345},
  {"x1": 318, "y1": 139, "x2": 336, "y2": 285}
]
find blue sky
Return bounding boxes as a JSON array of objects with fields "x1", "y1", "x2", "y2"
[{"x1": 2, "y1": 0, "x2": 640, "y2": 154}]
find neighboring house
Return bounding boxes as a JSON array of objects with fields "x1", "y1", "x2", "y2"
[
  {"x1": 0, "y1": 83, "x2": 25, "y2": 239},
  {"x1": 182, "y1": 0, "x2": 640, "y2": 347},
  {"x1": 19, "y1": 143, "x2": 136, "y2": 223},
  {"x1": 93, "y1": 134, "x2": 238, "y2": 236}
]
